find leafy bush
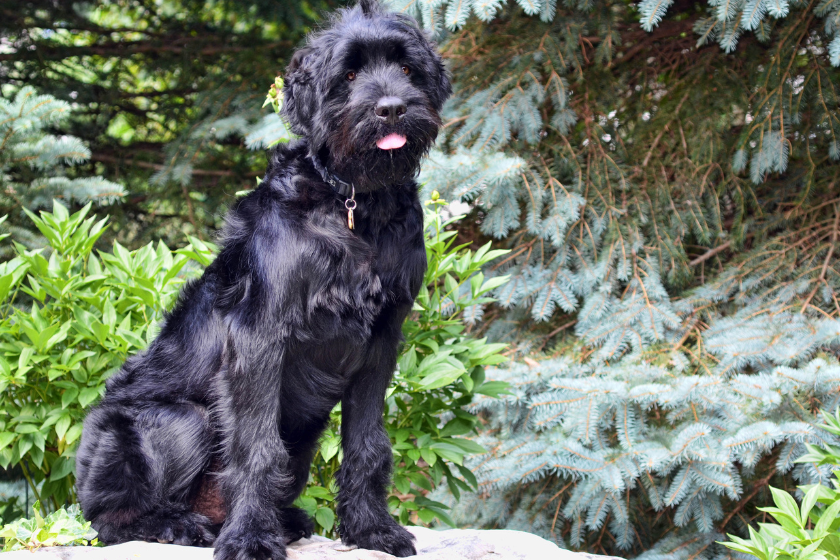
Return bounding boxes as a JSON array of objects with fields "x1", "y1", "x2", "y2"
[
  {"x1": 0, "y1": 201, "x2": 213, "y2": 511},
  {"x1": 721, "y1": 409, "x2": 840, "y2": 560},
  {"x1": 1, "y1": 501, "x2": 97, "y2": 551},
  {"x1": 294, "y1": 194, "x2": 510, "y2": 535}
]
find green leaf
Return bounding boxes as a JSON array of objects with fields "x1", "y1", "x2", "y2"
[
  {"x1": 72, "y1": 306, "x2": 98, "y2": 334},
  {"x1": 420, "y1": 448, "x2": 437, "y2": 467},
  {"x1": 0, "y1": 432, "x2": 16, "y2": 450},
  {"x1": 801, "y1": 484, "x2": 821, "y2": 527},
  {"x1": 305, "y1": 486, "x2": 333, "y2": 501},
  {"x1": 319, "y1": 435, "x2": 340, "y2": 462},
  {"x1": 769, "y1": 486, "x2": 803, "y2": 528},
  {"x1": 117, "y1": 328, "x2": 146, "y2": 349},
  {"x1": 49, "y1": 457, "x2": 74, "y2": 481},
  {"x1": 17, "y1": 347, "x2": 35, "y2": 372},
  {"x1": 315, "y1": 507, "x2": 335, "y2": 531},
  {"x1": 67, "y1": 351, "x2": 96, "y2": 368},
  {"x1": 442, "y1": 438, "x2": 486, "y2": 454},
  {"x1": 14, "y1": 424, "x2": 39, "y2": 434},
  {"x1": 407, "y1": 472, "x2": 433, "y2": 491},
  {"x1": 814, "y1": 495, "x2": 840, "y2": 537},
  {"x1": 54, "y1": 416, "x2": 71, "y2": 440},
  {"x1": 102, "y1": 300, "x2": 116, "y2": 328},
  {"x1": 456, "y1": 464, "x2": 479, "y2": 489},
  {"x1": 478, "y1": 275, "x2": 510, "y2": 295},
  {"x1": 444, "y1": 273, "x2": 459, "y2": 299},
  {"x1": 393, "y1": 474, "x2": 411, "y2": 495},
  {"x1": 475, "y1": 381, "x2": 510, "y2": 397},
  {"x1": 416, "y1": 508, "x2": 437, "y2": 524},
  {"x1": 61, "y1": 387, "x2": 79, "y2": 409},
  {"x1": 78, "y1": 386, "x2": 101, "y2": 408},
  {"x1": 294, "y1": 496, "x2": 317, "y2": 517},
  {"x1": 64, "y1": 424, "x2": 83, "y2": 446},
  {"x1": 0, "y1": 273, "x2": 16, "y2": 302}
]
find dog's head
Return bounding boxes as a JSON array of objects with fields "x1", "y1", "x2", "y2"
[{"x1": 282, "y1": 0, "x2": 451, "y2": 191}]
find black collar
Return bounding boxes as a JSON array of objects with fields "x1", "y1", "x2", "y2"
[{"x1": 308, "y1": 153, "x2": 355, "y2": 198}]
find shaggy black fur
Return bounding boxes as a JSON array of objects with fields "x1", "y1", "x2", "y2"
[{"x1": 74, "y1": 2, "x2": 451, "y2": 559}]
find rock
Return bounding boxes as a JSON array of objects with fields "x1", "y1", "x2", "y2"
[{"x1": 0, "y1": 527, "x2": 623, "y2": 559}]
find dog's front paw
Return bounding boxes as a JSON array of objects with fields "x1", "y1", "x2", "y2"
[
  {"x1": 214, "y1": 525, "x2": 286, "y2": 560},
  {"x1": 279, "y1": 507, "x2": 313, "y2": 543},
  {"x1": 342, "y1": 522, "x2": 416, "y2": 557}
]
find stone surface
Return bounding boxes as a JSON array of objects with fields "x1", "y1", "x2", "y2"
[{"x1": 0, "y1": 527, "x2": 623, "y2": 559}]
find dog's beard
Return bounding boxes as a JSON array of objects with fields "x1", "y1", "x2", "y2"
[{"x1": 321, "y1": 97, "x2": 441, "y2": 192}]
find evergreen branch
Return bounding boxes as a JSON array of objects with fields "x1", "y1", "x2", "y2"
[
  {"x1": 717, "y1": 466, "x2": 776, "y2": 532},
  {"x1": 800, "y1": 202, "x2": 840, "y2": 313},
  {"x1": 689, "y1": 241, "x2": 732, "y2": 266}
]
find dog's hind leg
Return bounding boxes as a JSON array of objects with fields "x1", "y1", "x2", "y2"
[{"x1": 76, "y1": 402, "x2": 215, "y2": 546}]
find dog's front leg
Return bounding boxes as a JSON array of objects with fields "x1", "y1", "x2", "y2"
[
  {"x1": 336, "y1": 312, "x2": 417, "y2": 557},
  {"x1": 213, "y1": 338, "x2": 291, "y2": 560}
]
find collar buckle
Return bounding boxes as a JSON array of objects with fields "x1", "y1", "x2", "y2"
[{"x1": 308, "y1": 154, "x2": 357, "y2": 229}]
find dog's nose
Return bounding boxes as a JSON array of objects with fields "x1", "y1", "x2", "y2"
[{"x1": 374, "y1": 97, "x2": 406, "y2": 125}]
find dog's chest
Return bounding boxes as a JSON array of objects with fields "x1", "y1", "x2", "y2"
[
  {"x1": 298, "y1": 200, "x2": 424, "y2": 345},
  {"x1": 287, "y1": 231, "x2": 417, "y2": 391},
  {"x1": 308, "y1": 230, "x2": 413, "y2": 326}
]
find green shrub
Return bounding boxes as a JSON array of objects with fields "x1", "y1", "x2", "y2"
[
  {"x1": 721, "y1": 409, "x2": 840, "y2": 560},
  {"x1": 0, "y1": 201, "x2": 214, "y2": 511},
  {"x1": 293, "y1": 195, "x2": 510, "y2": 535},
  {"x1": 1, "y1": 501, "x2": 98, "y2": 551}
]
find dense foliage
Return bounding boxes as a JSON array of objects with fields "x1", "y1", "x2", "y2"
[
  {"x1": 722, "y1": 409, "x2": 840, "y2": 560},
  {"x1": 0, "y1": 202, "x2": 213, "y2": 511}
]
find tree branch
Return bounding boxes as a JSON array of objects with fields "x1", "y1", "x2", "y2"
[{"x1": 689, "y1": 240, "x2": 732, "y2": 267}]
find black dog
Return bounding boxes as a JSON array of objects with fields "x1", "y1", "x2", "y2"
[{"x1": 75, "y1": 1, "x2": 450, "y2": 558}]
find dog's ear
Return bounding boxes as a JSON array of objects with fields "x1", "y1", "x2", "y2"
[
  {"x1": 282, "y1": 47, "x2": 316, "y2": 137},
  {"x1": 358, "y1": 0, "x2": 381, "y2": 16}
]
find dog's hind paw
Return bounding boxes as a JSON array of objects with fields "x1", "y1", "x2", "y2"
[
  {"x1": 342, "y1": 522, "x2": 416, "y2": 557},
  {"x1": 279, "y1": 507, "x2": 314, "y2": 543},
  {"x1": 214, "y1": 526, "x2": 287, "y2": 560},
  {"x1": 143, "y1": 511, "x2": 215, "y2": 547}
]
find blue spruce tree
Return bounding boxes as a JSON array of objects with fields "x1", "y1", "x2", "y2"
[{"x1": 368, "y1": 0, "x2": 840, "y2": 557}]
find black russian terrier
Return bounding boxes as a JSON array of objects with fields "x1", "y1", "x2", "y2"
[{"x1": 75, "y1": 1, "x2": 450, "y2": 558}]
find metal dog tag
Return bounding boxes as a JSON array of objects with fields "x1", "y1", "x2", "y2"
[{"x1": 346, "y1": 198, "x2": 356, "y2": 230}]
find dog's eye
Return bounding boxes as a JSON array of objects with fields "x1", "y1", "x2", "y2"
[
  {"x1": 401, "y1": 65, "x2": 411, "y2": 75},
  {"x1": 346, "y1": 71, "x2": 356, "y2": 81}
]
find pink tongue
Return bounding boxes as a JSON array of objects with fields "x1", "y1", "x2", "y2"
[{"x1": 376, "y1": 133, "x2": 407, "y2": 150}]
